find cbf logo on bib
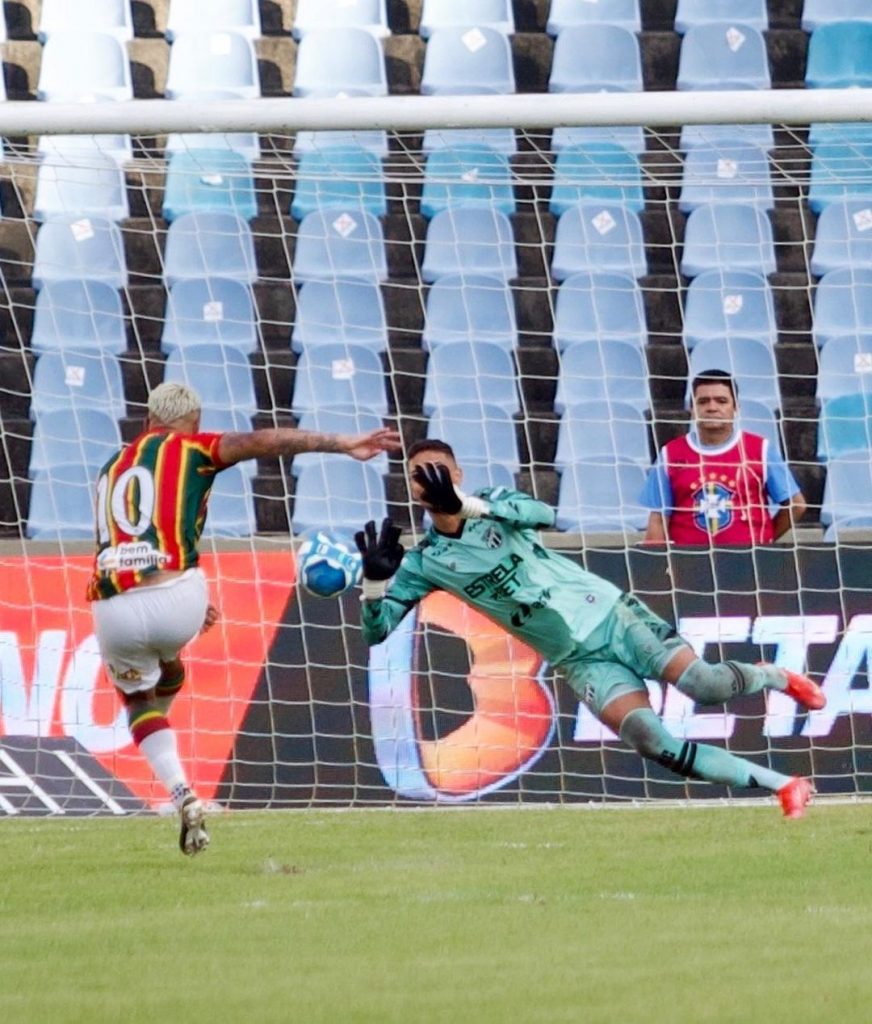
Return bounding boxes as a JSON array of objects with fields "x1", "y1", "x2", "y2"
[{"x1": 692, "y1": 478, "x2": 736, "y2": 535}]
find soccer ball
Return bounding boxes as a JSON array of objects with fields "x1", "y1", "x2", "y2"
[{"x1": 297, "y1": 530, "x2": 363, "y2": 599}]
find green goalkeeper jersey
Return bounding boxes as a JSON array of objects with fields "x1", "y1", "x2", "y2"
[{"x1": 359, "y1": 488, "x2": 622, "y2": 664}]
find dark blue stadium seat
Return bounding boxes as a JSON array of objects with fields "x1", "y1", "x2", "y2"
[{"x1": 420, "y1": 145, "x2": 515, "y2": 219}]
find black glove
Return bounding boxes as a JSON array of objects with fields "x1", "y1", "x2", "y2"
[
  {"x1": 354, "y1": 518, "x2": 404, "y2": 581},
  {"x1": 412, "y1": 462, "x2": 462, "y2": 515}
]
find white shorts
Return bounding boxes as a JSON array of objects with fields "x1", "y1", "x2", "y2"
[{"x1": 92, "y1": 569, "x2": 209, "y2": 694}]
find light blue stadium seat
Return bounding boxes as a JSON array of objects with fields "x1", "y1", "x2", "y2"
[
  {"x1": 31, "y1": 280, "x2": 126, "y2": 355},
  {"x1": 683, "y1": 269, "x2": 777, "y2": 349},
  {"x1": 162, "y1": 278, "x2": 258, "y2": 354},
  {"x1": 29, "y1": 409, "x2": 121, "y2": 478},
  {"x1": 554, "y1": 340, "x2": 650, "y2": 414},
  {"x1": 818, "y1": 392, "x2": 872, "y2": 460},
  {"x1": 555, "y1": 401, "x2": 650, "y2": 468},
  {"x1": 736, "y1": 398, "x2": 783, "y2": 453},
  {"x1": 294, "y1": 126, "x2": 389, "y2": 159},
  {"x1": 422, "y1": 341, "x2": 519, "y2": 416},
  {"x1": 808, "y1": 122, "x2": 872, "y2": 149},
  {"x1": 679, "y1": 144, "x2": 773, "y2": 213},
  {"x1": 422, "y1": 273, "x2": 517, "y2": 351},
  {"x1": 198, "y1": 407, "x2": 256, "y2": 476},
  {"x1": 427, "y1": 402, "x2": 520, "y2": 472},
  {"x1": 26, "y1": 464, "x2": 97, "y2": 540},
  {"x1": 809, "y1": 143, "x2": 872, "y2": 215},
  {"x1": 294, "y1": 405, "x2": 388, "y2": 473},
  {"x1": 553, "y1": 271, "x2": 647, "y2": 350},
  {"x1": 32, "y1": 216, "x2": 128, "y2": 290},
  {"x1": 454, "y1": 461, "x2": 515, "y2": 493},
  {"x1": 291, "y1": 278, "x2": 387, "y2": 353},
  {"x1": 675, "y1": 0, "x2": 767, "y2": 33},
  {"x1": 550, "y1": 145, "x2": 644, "y2": 217},
  {"x1": 803, "y1": 1, "x2": 872, "y2": 31},
  {"x1": 555, "y1": 458, "x2": 649, "y2": 532},
  {"x1": 291, "y1": 343, "x2": 387, "y2": 414},
  {"x1": 38, "y1": 128, "x2": 132, "y2": 168},
  {"x1": 422, "y1": 84, "x2": 518, "y2": 155},
  {"x1": 421, "y1": 26, "x2": 515, "y2": 95},
  {"x1": 293, "y1": 28, "x2": 387, "y2": 97},
  {"x1": 680, "y1": 122, "x2": 774, "y2": 153},
  {"x1": 549, "y1": 25, "x2": 642, "y2": 93},
  {"x1": 163, "y1": 343, "x2": 257, "y2": 415},
  {"x1": 166, "y1": 0, "x2": 261, "y2": 41},
  {"x1": 421, "y1": 0, "x2": 514, "y2": 37},
  {"x1": 547, "y1": 0, "x2": 640, "y2": 34},
  {"x1": 680, "y1": 203, "x2": 776, "y2": 278},
  {"x1": 805, "y1": 21, "x2": 872, "y2": 88},
  {"x1": 291, "y1": 147, "x2": 386, "y2": 220},
  {"x1": 291, "y1": 458, "x2": 387, "y2": 531},
  {"x1": 686, "y1": 336, "x2": 781, "y2": 411},
  {"x1": 163, "y1": 212, "x2": 258, "y2": 286},
  {"x1": 165, "y1": 31, "x2": 260, "y2": 99},
  {"x1": 294, "y1": 0, "x2": 388, "y2": 38},
  {"x1": 39, "y1": 0, "x2": 133, "y2": 41},
  {"x1": 551, "y1": 125, "x2": 647, "y2": 157},
  {"x1": 820, "y1": 453, "x2": 872, "y2": 527},
  {"x1": 817, "y1": 335, "x2": 872, "y2": 402},
  {"x1": 166, "y1": 90, "x2": 260, "y2": 161},
  {"x1": 33, "y1": 155, "x2": 129, "y2": 223},
  {"x1": 200, "y1": 465, "x2": 256, "y2": 537},
  {"x1": 293, "y1": 208, "x2": 388, "y2": 283},
  {"x1": 551, "y1": 203, "x2": 646, "y2": 281},
  {"x1": 810, "y1": 200, "x2": 872, "y2": 277},
  {"x1": 421, "y1": 208, "x2": 517, "y2": 282},
  {"x1": 37, "y1": 31, "x2": 132, "y2": 102},
  {"x1": 813, "y1": 268, "x2": 872, "y2": 346},
  {"x1": 420, "y1": 145, "x2": 515, "y2": 219},
  {"x1": 677, "y1": 23, "x2": 770, "y2": 90},
  {"x1": 162, "y1": 149, "x2": 258, "y2": 222},
  {"x1": 30, "y1": 349, "x2": 126, "y2": 419}
]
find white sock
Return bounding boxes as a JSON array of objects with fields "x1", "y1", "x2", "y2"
[{"x1": 139, "y1": 728, "x2": 191, "y2": 809}]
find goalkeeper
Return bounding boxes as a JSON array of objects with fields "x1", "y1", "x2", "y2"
[{"x1": 356, "y1": 439, "x2": 826, "y2": 818}]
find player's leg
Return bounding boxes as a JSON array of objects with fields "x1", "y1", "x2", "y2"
[{"x1": 155, "y1": 657, "x2": 186, "y2": 716}]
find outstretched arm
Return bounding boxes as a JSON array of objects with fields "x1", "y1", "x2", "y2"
[
  {"x1": 413, "y1": 463, "x2": 554, "y2": 529},
  {"x1": 217, "y1": 427, "x2": 401, "y2": 467}
]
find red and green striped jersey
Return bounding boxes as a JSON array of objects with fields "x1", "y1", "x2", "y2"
[{"x1": 87, "y1": 428, "x2": 228, "y2": 601}]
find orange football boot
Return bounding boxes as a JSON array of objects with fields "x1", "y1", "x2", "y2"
[{"x1": 777, "y1": 777, "x2": 814, "y2": 819}]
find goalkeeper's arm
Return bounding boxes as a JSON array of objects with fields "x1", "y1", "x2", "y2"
[{"x1": 413, "y1": 463, "x2": 555, "y2": 530}]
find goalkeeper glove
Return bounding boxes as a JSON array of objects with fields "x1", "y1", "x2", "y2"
[
  {"x1": 354, "y1": 518, "x2": 404, "y2": 599},
  {"x1": 412, "y1": 462, "x2": 488, "y2": 518}
]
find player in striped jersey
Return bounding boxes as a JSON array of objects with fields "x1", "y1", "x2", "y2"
[{"x1": 89, "y1": 382, "x2": 400, "y2": 854}]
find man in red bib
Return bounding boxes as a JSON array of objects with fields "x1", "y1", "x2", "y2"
[{"x1": 641, "y1": 370, "x2": 806, "y2": 546}]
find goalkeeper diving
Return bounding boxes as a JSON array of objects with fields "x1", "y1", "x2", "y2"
[{"x1": 356, "y1": 439, "x2": 826, "y2": 817}]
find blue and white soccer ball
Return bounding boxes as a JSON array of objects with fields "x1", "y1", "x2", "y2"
[{"x1": 297, "y1": 529, "x2": 363, "y2": 599}]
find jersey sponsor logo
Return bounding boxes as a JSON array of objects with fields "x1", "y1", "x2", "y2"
[
  {"x1": 481, "y1": 526, "x2": 503, "y2": 549},
  {"x1": 464, "y1": 553, "x2": 523, "y2": 600},
  {"x1": 96, "y1": 541, "x2": 172, "y2": 573}
]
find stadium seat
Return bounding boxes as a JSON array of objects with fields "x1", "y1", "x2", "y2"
[
  {"x1": 166, "y1": 91, "x2": 261, "y2": 162},
  {"x1": 555, "y1": 458, "x2": 649, "y2": 533},
  {"x1": 818, "y1": 392, "x2": 872, "y2": 460},
  {"x1": 162, "y1": 277, "x2": 258, "y2": 355},
  {"x1": 294, "y1": 405, "x2": 388, "y2": 473},
  {"x1": 427, "y1": 402, "x2": 520, "y2": 472},
  {"x1": 808, "y1": 121, "x2": 872, "y2": 149},
  {"x1": 292, "y1": 208, "x2": 388, "y2": 283},
  {"x1": 421, "y1": 208, "x2": 517, "y2": 282},
  {"x1": 420, "y1": 145, "x2": 515, "y2": 219},
  {"x1": 547, "y1": 0, "x2": 640, "y2": 34},
  {"x1": 38, "y1": 128, "x2": 133, "y2": 168},
  {"x1": 294, "y1": 127, "x2": 389, "y2": 160},
  {"x1": 803, "y1": 1, "x2": 872, "y2": 31},
  {"x1": 680, "y1": 122, "x2": 774, "y2": 153},
  {"x1": 421, "y1": 26, "x2": 515, "y2": 95},
  {"x1": 678, "y1": 144, "x2": 774, "y2": 213},
  {"x1": 162, "y1": 150, "x2": 258, "y2": 222},
  {"x1": 291, "y1": 278, "x2": 387, "y2": 353},
  {"x1": 555, "y1": 401, "x2": 650, "y2": 469},
  {"x1": 198, "y1": 407, "x2": 256, "y2": 476},
  {"x1": 32, "y1": 216, "x2": 128, "y2": 290},
  {"x1": 37, "y1": 31, "x2": 133, "y2": 102},
  {"x1": 551, "y1": 203, "x2": 647, "y2": 281},
  {"x1": 293, "y1": 28, "x2": 387, "y2": 97},
  {"x1": 674, "y1": 0, "x2": 767, "y2": 33},
  {"x1": 29, "y1": 408, "x2": 122, "y2": 478},
  {"x1": 291, "y1": 458, "x2": 387, "y2": 532},
  {"x1": 736, "y1": 398, "x2": 783, "y2": 454},
  {"x1": 683, "y1": 269, "x2": 777, "y2": 349},
  {"x1": 817, "y1": 336, "x2": 872, "y2": 402},
  {"x1": 812, "y1": 268, "x2": 872, "y2": 346},
  {"x1": 808, "y1": 143, "x2": 872, "y2": 214},
  {"x1": 165, "y1": 31, "x2": 260, "y2": 100},
  {"x1": 554, "y1": 339, "x2": 650, "y2": 414},
  {"x1": 423, "y1": 88, "x2": 517, "y2": 157},
  {"x1": 548, "y1": 25, "x2": 642, "y2": 93},
  {"x1": 677, "y1": 24, "x2": 770, "y2": 90},
  {"x1": 291, "y1": 147, "x2": 387, "y2": 221},
  {"x1": 422, "y1": 274, "x2": 517, "y2": 351},
  {"x1": 166, "y1": 0, "x2": 262, "y2": 41},
  {"x1": 422, "y1": 341, "x2": 519, "y2": 416},
  {"x1": 686, "y1": 337, "x2": 781, "y2": 411},
  {"x1": 550, "y1": 145, "x2": 645, "y2": 217},
  {"x1": 680, "y1": 203, "x2": 776, "y2": 278},
  {"x1": 551, "y1": 125, "x2": 647, "y2": 158},
  {"x1": 30, "y1": 349, "x2": 126, "y2": 419},
  {"x1": 820, "y1": 453, "x2": 872, "y2": 527},
  {"x1": 805, "y1": 21, "x2": 872, "y2": 88},
  {"x1": 200, "y1": 465, "x2": 256, "y2": 537},
  {"x1": 291, "y1": 343, "x2": 388, "y2": 414},
  {"x1": 553, "y1": 272, "x2": 647, "y2": 350},
  {"x1": 39, "y1": 0, "x2": 133, "y2": 41},
  {"x1": 33, "y1": 155, "x2": 130, "y2": 223},
  {"x1": 420, "y1": 0, "x2": 514, "y2": 37},
  {"x1": 163, "y1": 343, "x2": 257, "y2": 416},
  {"x1": 31, "y1": 280, "x2": 126, "y2": 355},
  {"x1": 810, "y1": 201, "x2": 872, "y2": 276},
  {"x1": 163, "y1": 212, "x2": 258, "y2": 287},
  {"x1": 26, "y1": 464, "x2": 98, "y2": 540},
  {"x1": 293, "y1": 0, "x2": 389, "y2": 38}
]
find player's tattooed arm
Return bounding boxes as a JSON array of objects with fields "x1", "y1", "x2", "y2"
[{"x1": 218, "y1": 427, "x2": 401, "y2": 465}]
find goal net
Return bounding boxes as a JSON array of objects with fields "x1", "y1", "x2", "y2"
[{"x1": 1, "y1": 90, "x2": 871, "y2": 814}]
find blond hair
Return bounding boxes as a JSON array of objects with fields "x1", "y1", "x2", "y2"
[{"x1": 147, "y1": 382, "x2": 201, "y2": 426}]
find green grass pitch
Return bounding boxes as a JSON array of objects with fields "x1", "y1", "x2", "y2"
[{"x1": 1, "y1": 803, "x2": 870, "y2": 1024}]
